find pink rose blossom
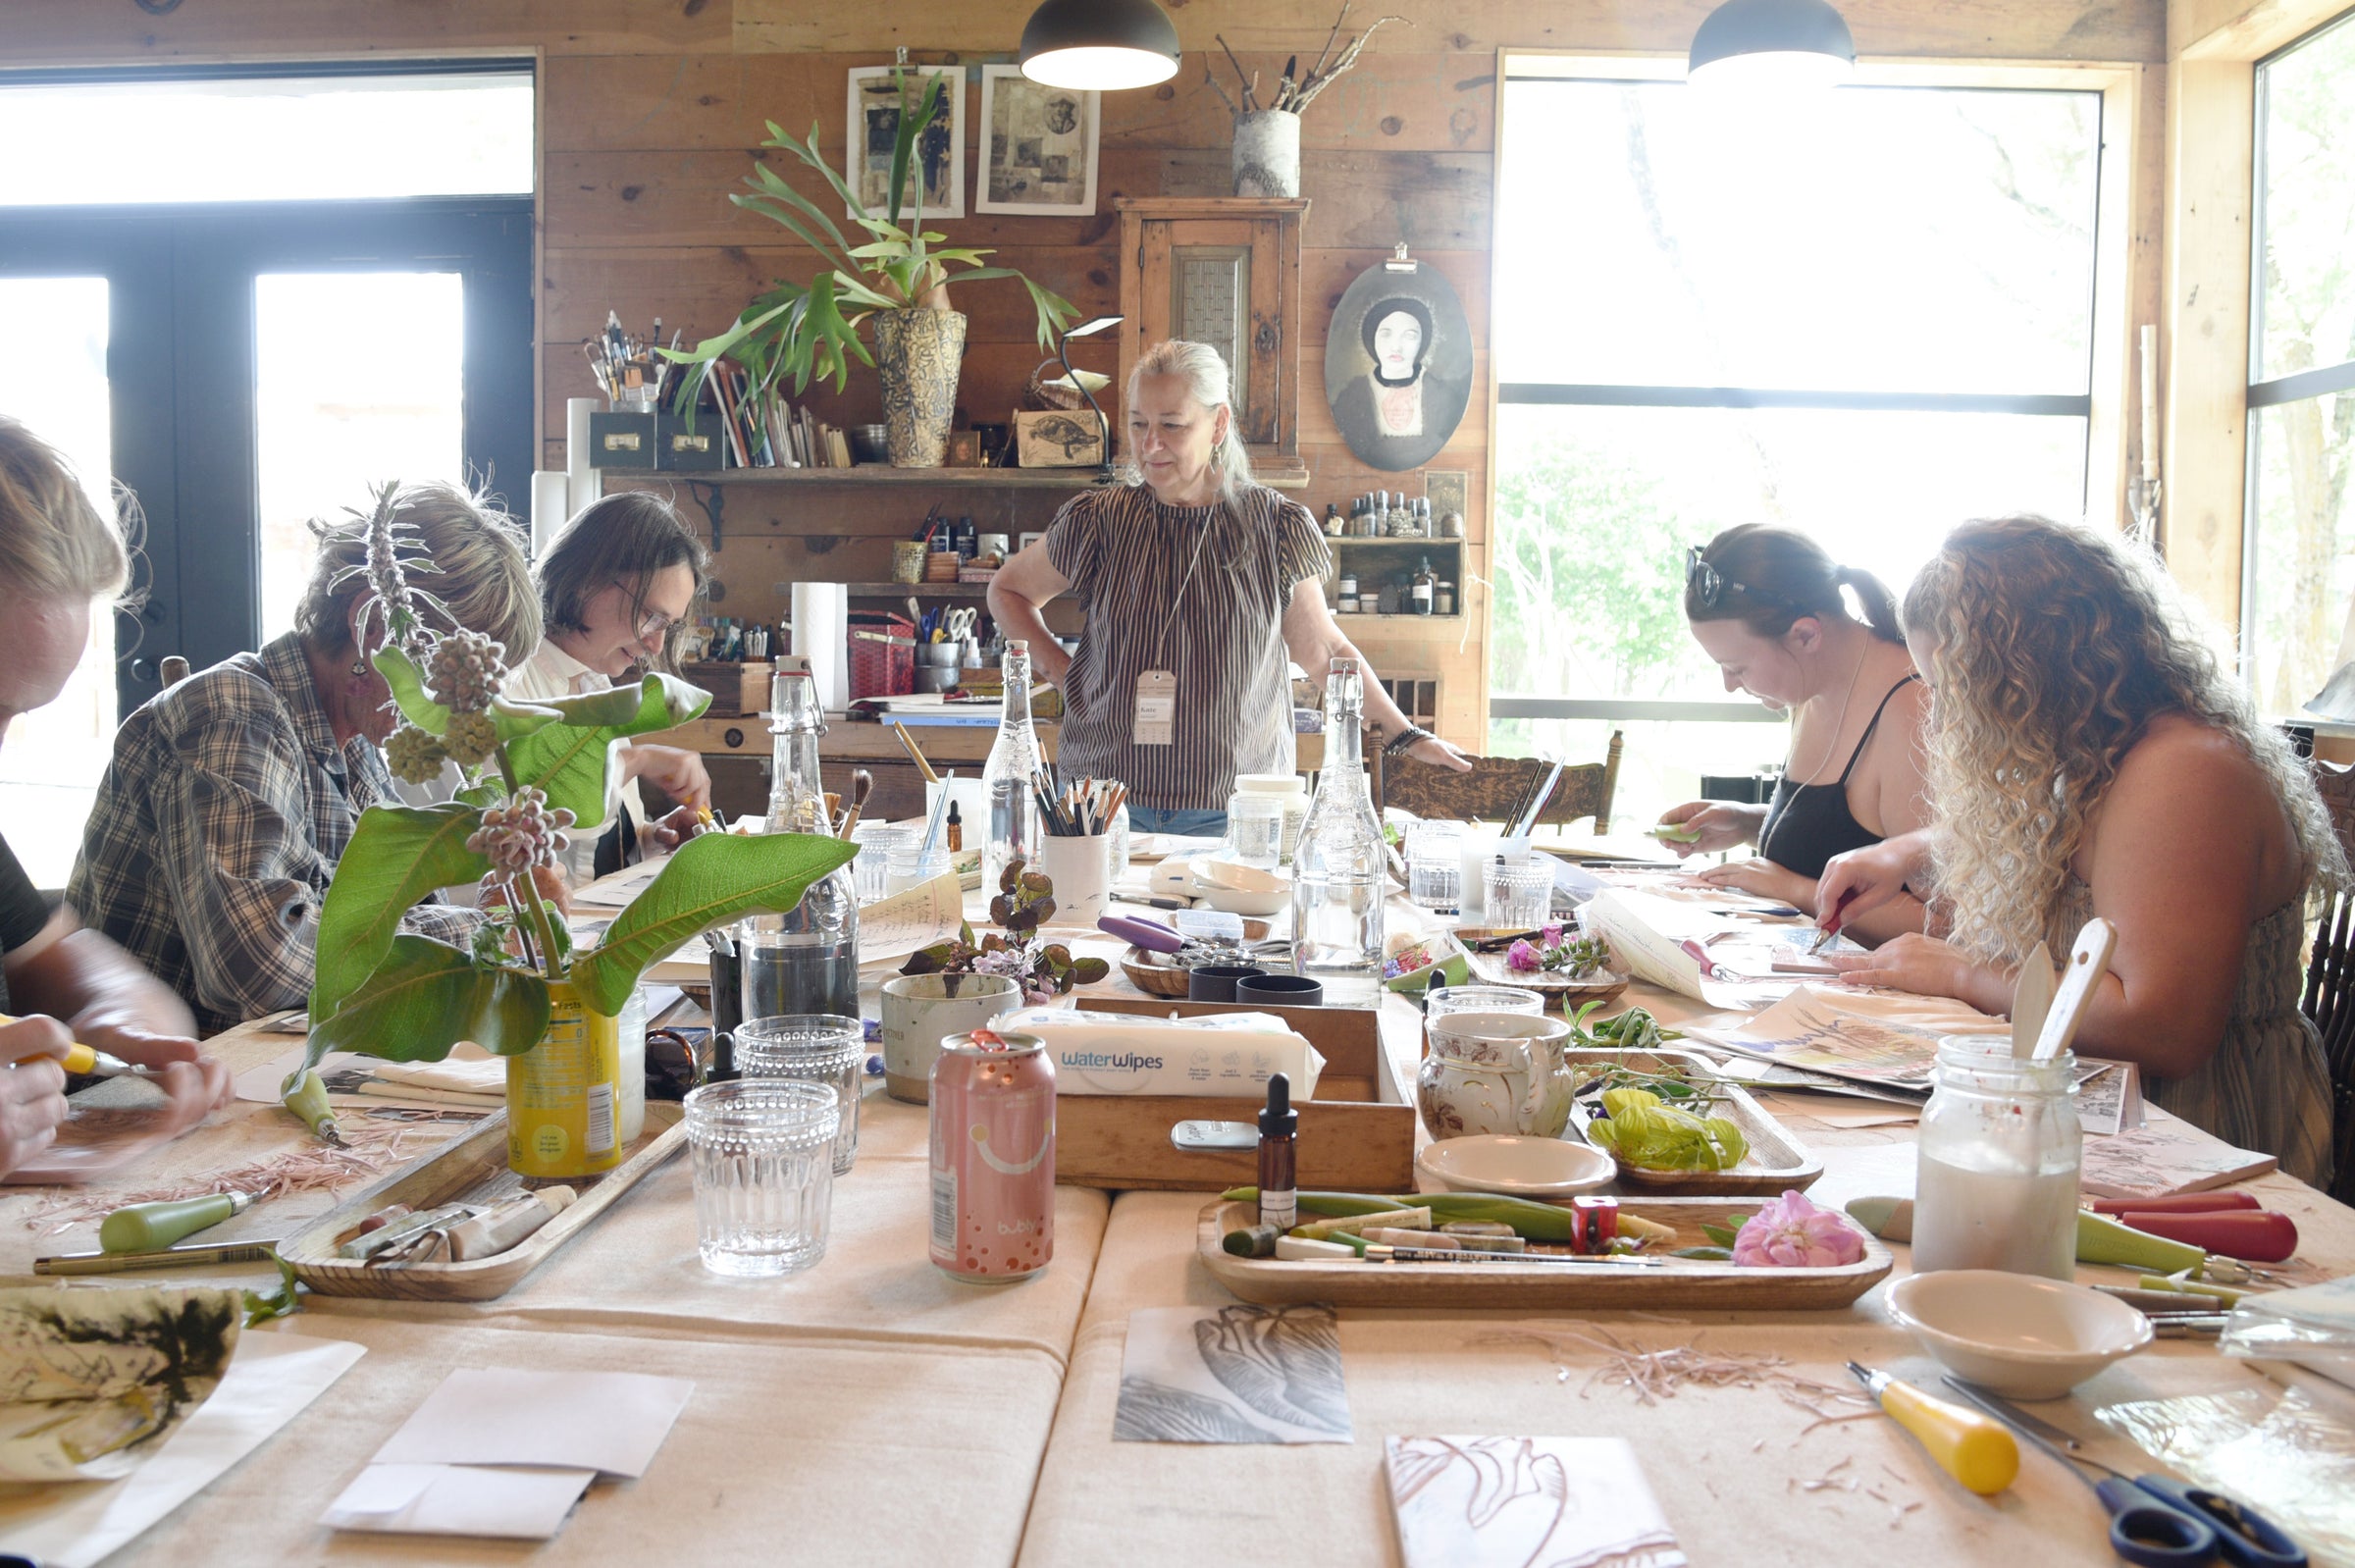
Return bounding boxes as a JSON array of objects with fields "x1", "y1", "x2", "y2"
[
  {"x1": 1541, "y1": 923, "x2": 1564, "y2": 948},
  {"x1": 1733, "y1": 1188, "x2": 1866, "y2": 1268},
  {"x1": 1505, "y1": 939, "x2": 1542, "y2": 972}
]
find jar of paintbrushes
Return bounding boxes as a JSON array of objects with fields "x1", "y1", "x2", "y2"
[{"x1": 1031, "y1": 775, "x2": 1126, "y2": 928}]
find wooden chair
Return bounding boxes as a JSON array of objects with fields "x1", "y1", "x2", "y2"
[
  {"x1": 2305, "y1": 760, "x2": 2355, "y2": 1203},
  {"x1": 1371, "y1": 731, "x2": 1623, "y2": 833}
]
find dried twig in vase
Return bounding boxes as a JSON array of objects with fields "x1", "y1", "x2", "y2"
[
  {"x1": 1204, "y1": 63, "x2": 1242, "y2": 117},
  {"x1": 1292, "y1": 13, "x2": 1408, "y2": 111},
  {"x1": 1216, "y1": 33, "x2": 1258, "y2": 112},
  {"x1": 1208, "y1": 5, "x2": 1412, "y2": 117}
]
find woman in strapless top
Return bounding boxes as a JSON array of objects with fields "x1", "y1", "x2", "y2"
[
  {"x1": 1656, "y1": 524, "x2": 1931, "y2": 948},
  {"x1": 1819, "y1": 517, "x2": 2343, "y2": 1188}
]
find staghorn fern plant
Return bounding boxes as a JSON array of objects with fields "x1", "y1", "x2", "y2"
[
  {"x1": 663, "y1": 67, "x2": 1077, "y2": 407},
  {"x1": 292, "y1": 483, "x2": 856, "y2": 1087}
]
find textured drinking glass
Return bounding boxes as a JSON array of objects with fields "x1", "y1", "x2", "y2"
[
  {"x1": 1406, "y1": 821, "x2": 1466, "y2": 911},
  {"x1": 684, "y1": 1078, "x2": 840, "y2": 1278},
  {"x1": 1483, "y1": 854, "x2": 1555, "y2": 929},
  {"x1": 1227, "y1": 792, "x2": 1286, "y2": 868},
  {"x1": 733, "y1": 1014, "x2": 865, "y2": 1175},
  {"x1": 851, "y1": 825, "x2": 907, "y2": 902},
  {"x1": 1425, "y1": 984, "x2": 1546, "y2": 1019}
]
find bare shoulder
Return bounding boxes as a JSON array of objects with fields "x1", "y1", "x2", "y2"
[{"x1": 2113, "y1": 713, "x2": 2269, "y2": 799}]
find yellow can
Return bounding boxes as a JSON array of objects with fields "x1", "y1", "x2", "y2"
[{"x1": 507, "y1": 982, "x2": 624, "y2": 1178}]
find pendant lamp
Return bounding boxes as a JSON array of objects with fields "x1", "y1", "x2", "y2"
[
  {"x1": 1020, "y1": 0, "x2": 1182, "y2": 91},
  {"x1": 1688, "y1": 0, "x2": 1856, "y2": 89}
]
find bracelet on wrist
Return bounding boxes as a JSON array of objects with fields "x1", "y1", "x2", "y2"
[{"x1": 1383, "y1": 725, "x2": 1433, "y2": 758}]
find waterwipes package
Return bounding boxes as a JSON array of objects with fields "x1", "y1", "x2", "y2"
[{"x1": 1000, "y1": 1007, "x2": 1326, "y2": 1099}]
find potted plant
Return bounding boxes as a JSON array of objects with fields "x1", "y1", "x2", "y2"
[
  {"x1": 291, "y1": 486, "x2": 857, "y2": 1177},
  {"x1": 668, "y1": 69, "x2": 1078, "y2": 468},
  {"x1": 899, "y1": 860, "x2": 1111, "y2": 1005}
]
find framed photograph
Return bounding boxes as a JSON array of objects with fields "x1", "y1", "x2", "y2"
[
  {"x1": 846, "y1": 65, "x2": 963, "y2": 221},
  {"x1": 976, "y1": 64, "x2": 1099, "y2": 217},
  {"x1": 945, "y1": 431, "x2": 982, "y2": 467}
]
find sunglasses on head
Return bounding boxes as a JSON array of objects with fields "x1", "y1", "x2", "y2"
[{"x1": 1685, "y1": 546, "x2": 1752, "y2": 611}]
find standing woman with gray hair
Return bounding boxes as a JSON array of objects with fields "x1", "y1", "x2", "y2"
[
  {"x1": 990, "y1": 340, "x2": 1468, "y2": 835},
  {"x1": 70, "y1": 481, "x2": 542, "y2": 1034}
]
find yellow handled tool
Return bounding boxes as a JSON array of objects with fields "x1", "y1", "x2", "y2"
[
  {"x1": 1848, "y1": 1361, "x2": 2018, "y2": 1495},
  {"x1": 0, "y1": 1016, "x2": 162, "y2": 1078},
  {"x1": 99, "y1": 1191, "x2": 256, "y2": 1254}
]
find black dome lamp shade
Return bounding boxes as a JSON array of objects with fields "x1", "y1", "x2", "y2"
[
  {"x1": 1688, "y1": 0, "x2": 1856, "y2": 89},
  {"x1": 1020, "y1": 0, "x2": 1183, "y2": 91}
]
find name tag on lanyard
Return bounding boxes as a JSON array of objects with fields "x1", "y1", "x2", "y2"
[{"x1": 1132, "y1": 669, "x2": 1178, "y2": 746}]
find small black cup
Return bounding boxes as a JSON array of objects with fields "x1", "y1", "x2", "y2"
[
  {"x1": 1187, "y1": 964, "x2": 1267, "y2": 1003},
  {"x1": 1234, "y1": 973, "x2": 1325, "y2": 1008}
]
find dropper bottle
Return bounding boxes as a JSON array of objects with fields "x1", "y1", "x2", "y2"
[{"x1": 1258, "y1": 1072, "x2": 1299, "y2": 1230}]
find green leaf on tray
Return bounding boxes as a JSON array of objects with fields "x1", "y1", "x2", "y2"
[
  {"x1": 568, "y1": 830, "x2": 860, "y2": 1016},
  {"x1": 304, "y1": 935, "x2": 552, "y2": 1067},
  {"x1": 499, "y1": 673, "x2": 712, "y2": 828},
  {"x1": 308, "y1": 803, "x2": 490, "y2": 1024}
]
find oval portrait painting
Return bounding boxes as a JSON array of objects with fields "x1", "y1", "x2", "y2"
[{"x1": 1324, "y1": 260, "x2": 1474, "y2": 472}]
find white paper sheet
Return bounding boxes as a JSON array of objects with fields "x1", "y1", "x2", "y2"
[
  {"x1": 1687, "y1": 982, "x2": 2006, "y2": 1090},
  {"x1": 234, "y1": 1040, "x2": 503, "y2": 1105},
  {"x1": 1386, "y1": 1436, "x2": 1686, "y2": 1568},
  {"x1": 1114, "y1": 1305, "x2": 1350, "y2": 1444},
  {"x1": 0, "y1": 1333, "x2": 366, "y2": 1568},
  {"x1": 322, "y1": 1462, "x2": 595, "y2": 1540},
  {"x1": 371, "y1": 1367, "x2": 693, "y2": 1479},
  {"x1": 858, "y1": 870, "x2": 968, "y2": 966}
]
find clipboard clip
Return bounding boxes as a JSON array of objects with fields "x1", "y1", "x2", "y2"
[{"x1": 1384, "y1": 241, "x2": 1419, "y2": 273}]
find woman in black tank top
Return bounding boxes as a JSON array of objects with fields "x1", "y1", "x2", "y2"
[{"x1": 1653, "y1": 525, "x2": 1931, "y2": 946}]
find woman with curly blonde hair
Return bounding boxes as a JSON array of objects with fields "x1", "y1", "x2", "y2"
[{"x1": 1820, "y1": 515, "x2": 2343, "y2": 1186}]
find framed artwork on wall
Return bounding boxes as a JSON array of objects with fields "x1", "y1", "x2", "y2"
[
  {"x1": 976, "y1": 64, "x2": 1099, "y2": 217},
  {"x1": 846, "y1": 65, "x2": 963, "y2": 220}
]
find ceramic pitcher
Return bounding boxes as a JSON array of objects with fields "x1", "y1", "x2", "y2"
[{"x1": 1416, "y1": 1011, "x2": 1577, "y2": 1141}]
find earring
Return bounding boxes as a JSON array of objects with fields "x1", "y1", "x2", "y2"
[
  {"x1": 350, "y1": 658, "x2": 366, "y2": 677},
  {"x1": 1211, "y1": 438, "x2": 1228, "y2": 466}
]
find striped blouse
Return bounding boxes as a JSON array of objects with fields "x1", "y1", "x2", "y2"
[{"x1": 1045, "y1": 481, "x2": 1330, "y2": 811}]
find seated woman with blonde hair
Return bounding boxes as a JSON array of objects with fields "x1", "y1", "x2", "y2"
[
  {"x1": 70, "y1": 482, "x2": 542, "y2": 1036},
  {"x1": 1819, "y1": 515, "x2": 2342, "y2": 1186}
]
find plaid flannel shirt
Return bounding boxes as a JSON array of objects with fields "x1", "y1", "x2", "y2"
[{"x1": 68, "y1": 633, "x2": 474, "y2": 1036}]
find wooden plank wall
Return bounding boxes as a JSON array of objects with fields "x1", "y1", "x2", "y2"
[{"x1": 8, "y1": 0, "x2": 2167, "y2": 755}]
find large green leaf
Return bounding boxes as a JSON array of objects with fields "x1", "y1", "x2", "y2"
[
  {"x1": 374, "y1": 647, "x2": 448, "y2": 736},
  {"x1": 501, "y1": 673, "x2": 712, "y2": 827},
  {"x1": 568, "y1": 832, "x2": 860, "y2": 1016},
  {"x1": 492, "y1": 696, "x2": 565, "y2": 744},
  {"x1": 304, "y1": 935, "x2": 552, "y2": 1066},
  {"x1": 308, "y1": 803, "x2": 490, "y2": 1025}
]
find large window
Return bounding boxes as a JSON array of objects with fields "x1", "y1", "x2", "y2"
[
  {"x1": 2247, "y1": 12, "x2": 2355, "y2": 716},
  {"x1": 1490, "y1": 71, "x2": 2104, "y2": 822}
]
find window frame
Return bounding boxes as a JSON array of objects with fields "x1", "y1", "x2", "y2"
[
  {"x1": 2238, "y1": 9, "x2": 2355, "y2": 698},
  {"x1": 1487, "y1": 53, "x2": 2140, "y2": 727}
]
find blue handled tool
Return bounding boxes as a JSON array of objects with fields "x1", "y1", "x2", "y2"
[{"x1": 1945, "y1": 1379, "x2": 2304, "y2": 1568}]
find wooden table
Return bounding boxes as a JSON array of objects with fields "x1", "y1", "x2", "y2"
[{"x1": 2, "y1": 918, "x2": 2350, "y2": 1566}]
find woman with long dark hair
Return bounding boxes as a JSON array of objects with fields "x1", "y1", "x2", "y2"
[{"x1": 1657, "y1": 524, "x2": 1930, "y2": 945}]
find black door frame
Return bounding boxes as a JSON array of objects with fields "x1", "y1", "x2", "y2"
[{"x1": 0, "y1": 196, "x2": 533, "y2": 709}]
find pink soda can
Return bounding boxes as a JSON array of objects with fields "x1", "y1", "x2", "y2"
[{"x1": 928, "y1": 1028, "x2": 1056, "y2": 1283}]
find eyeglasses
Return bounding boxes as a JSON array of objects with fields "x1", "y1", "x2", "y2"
[
  {"x1": 618, "y1": 582, "x2": 682, "y2": 648},
  {"x1": 1685, "y1": 546, "x2": 1752, "y2": 610}
]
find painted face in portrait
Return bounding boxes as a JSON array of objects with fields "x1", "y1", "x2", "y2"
[{"x1": 1363, "y1": 297, "x2": 1435, "y2": 389}]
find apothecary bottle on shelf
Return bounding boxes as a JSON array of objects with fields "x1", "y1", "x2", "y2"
[
  {"x1": 742, "y1": 668, "x2": 861, "y2": 1019},
  {"x1": 1411, "y1": 557, "x2": 1436, "y2": 615},
  {"x1": 981, "y1": 639, "x2": 1044, "y2": 894},
  {"x1": 1290, "y1": 659, "x2": 1386, "y2": 1006}
]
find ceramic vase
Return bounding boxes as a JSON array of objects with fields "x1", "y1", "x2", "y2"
[
  {"x1": 507, "y1": 980, "x2": 631, "y2": 1178},
  {"x1": 880, "y1": 971, "x2": 1020, "y2": 1102},
  {"x1": 1232, "y1": 110, "x2": 1301, "y2": 198},
  {"x1": 875, "y1": 308, "x2": 968, "y2": 467}
]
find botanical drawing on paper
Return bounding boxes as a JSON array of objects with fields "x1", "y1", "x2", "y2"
[
  {"x1": 1114, "y1": 1303, "x2": 1350, "y2": 1443},
  {"x1": 1385, "y1": 1436, "x2": 1688, "y2": 1568}
]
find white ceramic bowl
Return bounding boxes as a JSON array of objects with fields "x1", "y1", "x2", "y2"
[
  {"x1": 1887, "y1": 1270, "x2": 2154, "y2": 1399},
  {"x1": 1415, "y1": 1135, "x2": 1617, "y2": 1198},
  {"x1": 1188, "y1": 859, "x2": 1289, "y2": 916}
]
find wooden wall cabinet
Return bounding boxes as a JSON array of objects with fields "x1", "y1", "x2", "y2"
[{"x1": 1116, "y1": 197, "x2": 1311, "y2": 488}]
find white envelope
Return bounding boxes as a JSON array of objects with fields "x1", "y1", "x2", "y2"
[
  {"x1": 371, "y1": 1367, "x2": 694, "y2": 1479},
  {"x1": 322, "y1": 1462, "x2": 595, "y2": 1540}
]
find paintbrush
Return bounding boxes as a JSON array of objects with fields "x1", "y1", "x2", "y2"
[
  {"x1": 891, "y1": 721, "x2": 940, "y2": 784},
  {"x1": 836, "y1": 769, "x2": 873, "y2": 839}
]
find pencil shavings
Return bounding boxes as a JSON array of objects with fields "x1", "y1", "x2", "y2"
[
  {"x1": 18, "y1": 1122, "x2": 428, "y2": 1237},
  {"x1": 1467, "y1": 1322, "x2": 1881, "y2": 1431}
]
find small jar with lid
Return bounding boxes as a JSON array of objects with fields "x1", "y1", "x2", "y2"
[
  {"x1": 1910, "y1": 1036, "x2": 2082, "y2": 1279},
  {"x1": 1323, "y1": 501, "x2": 1345, "y2": 537},
  {"x1": 1436, "y1": 580, "x2": 1456, "y2": 616}
]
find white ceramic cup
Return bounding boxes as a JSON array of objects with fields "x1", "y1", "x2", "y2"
[
  {"x1": 878, "y1": 972, "x2": 1021, "y2": 1102},
  {"x1": 1035, "y1": 832, "x2": 1113, "y2": 927}
]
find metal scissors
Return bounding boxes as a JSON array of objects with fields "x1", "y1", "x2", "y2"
[
  {"x1": 1945, "y1": 1379, "x2": 2304, "y2": 1567},
  {"x1": 942, "y1": 606, "x2": 977, "y2": 644}
]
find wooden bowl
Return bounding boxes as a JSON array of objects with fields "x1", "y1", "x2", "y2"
[{"x1": 1117, "y1": 917, "x2": 1275, "y2": 998}]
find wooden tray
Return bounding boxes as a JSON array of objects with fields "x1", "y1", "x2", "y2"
[
  {"x1": 1452, "y1": 927, "x2": 1629, "y2": 1010},
  {"x1": 1198, "y1": 1198, "x2": 1890, "y2": 1311},
  {"x1": 1056, "y1": 997, "x2": 1414, "y2": 1193},
  {"x1": 1563, "y1": 1047, "x2": 1822, "y2": 1196},
  {"x1": 279, "y1": 1105, "x2": 687, "y2": 1301}
]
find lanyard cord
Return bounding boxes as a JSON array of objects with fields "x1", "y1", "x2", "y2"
[{"x1": 1149, "y1": 503, "x2": 1218, "y2": 669}]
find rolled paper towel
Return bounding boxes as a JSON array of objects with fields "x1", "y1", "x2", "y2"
[
  {"x1": 792, "y1": 581, "x2": 851, "y2": 711},
  {"x1": 530, "y1": 470, "x2": 570, "y2": 557},
  {"x1": 565, "y1": 397, "x2": 604, "y2": 512},
  {"x1": 999, "y1": 1006, "x2": 1326, "y2": 1098}
]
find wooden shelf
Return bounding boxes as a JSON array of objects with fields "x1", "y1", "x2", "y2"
[
  {"x1": 600, "y1": 461, "x2": 1310, "y2": 490},
  {"x1": 1329, "y1": 536, "x2": 1463, "y2": 549},
  {"x1": 843, "y1": 581, "x2": 993, "y2": 599}
]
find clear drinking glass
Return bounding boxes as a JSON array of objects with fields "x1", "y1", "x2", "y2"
[
  {"x1": 1227, "y1": 792, "x2": 1286, "y2": 868},
  {"x1": 733, "y1": 1014, "x2": 865, "y2": 1175},
  {"x1": 1406, "y1": 821, "x2": 1466, "y2": 912},
  {"x1": 1483, "y1": 854, "x2": 1555, "y2": 929},
  {"x1": 852, "y1": 824, "x2": 908, "y2": 901},
  {"x1": 1425, "y1": 984, "x2": 1546, "y2": 1019},
  {"x1": 684, "y1": 1078, "x2": 840, "y2": 1278}
]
